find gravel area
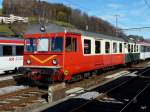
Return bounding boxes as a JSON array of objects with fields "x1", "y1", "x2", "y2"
[{"x1": 0, "y1": 85, "x2": 28, "y2": 95}]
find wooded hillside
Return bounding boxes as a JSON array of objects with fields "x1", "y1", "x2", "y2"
[{"x1": 2, "y1": 0, "x2": 125, "y2": 37}]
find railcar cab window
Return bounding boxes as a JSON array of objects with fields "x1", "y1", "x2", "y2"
[
  {"x1": 37, "y1": 38, "x2": 49, "y2": 52},
  {"x1": 25, "y1": 39, "x2": 37, "y2": 52},
  {"x1": 84, "y1": 39, "x2": 91, "y2": 54},
  {"x1": 25, "y1": 37, "x2": 63, "y2": 53},
  {"x1": 105, "y1": 42, "x2": 110, "y2": 53},
  {"x1": 95, "y1": 41, "x2": 101, "y2": 54},
  {"x1": 65, "y1": 37, "x2": 77, "y2": 52},
  {"x1": 51, "y1": 37, "x2": 63, "y2": 52}
]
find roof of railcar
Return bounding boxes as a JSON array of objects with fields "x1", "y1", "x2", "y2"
[{"x1": 24, "y1": 23, "x2": 134, "y2": 43}]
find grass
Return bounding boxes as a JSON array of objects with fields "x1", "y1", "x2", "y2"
[
  {"x1": 28, "y1": 16, "x2": 75, "y2": 28},
  {"x1": 52, "y1": 20, "x2": 75, "y2": 28},
  {"x1": 0, "y1": 24, "x2": 14, "y2": 35}
]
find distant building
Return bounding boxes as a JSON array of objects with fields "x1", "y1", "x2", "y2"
[{"x1": 0, "y1": 14, "x2": 28, "y2": 24}]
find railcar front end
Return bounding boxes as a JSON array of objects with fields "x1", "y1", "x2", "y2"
[{"x1": 23, "y1": 33, "x2": 66, "y2": 82}]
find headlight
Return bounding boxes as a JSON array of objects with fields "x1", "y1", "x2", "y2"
[
  {"x1": 52, "y1": 59, "x2": 57, "y2": 65},
  {"x1": 27, "y1": 59, "x2": 31, "y2": 64}
]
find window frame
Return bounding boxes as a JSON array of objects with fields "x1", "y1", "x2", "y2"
[
  {"x1": 105, "y1": 41, "x2": 110, "y2": 54},
  {"x1": 113, "y1": 42, "x2": 117, "y2": 53},
  {"x1": 119, "y1": 43, "x2": 123, "y2": 53},
  {"x1": 65, "y1": 37, "x2": 77, "y2": 52},
  {"x1": 84, "y1": 39, "x2": 91, "y2": 54},
  {"x1": 16, "y1": 45, "x2": 24, "y2": 56},
  {"x1": 3, "y1": 45, "x2": 13, "y2": 56},
  {"x1": 37, "y1": 38, "x2": 49, "y2": 52},
  {"x1": 95, "y1": 40, "x2": 101, "y2": 54}
]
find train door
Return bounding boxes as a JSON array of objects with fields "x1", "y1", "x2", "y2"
[
  {"x1": 94, "y1": 39, "x2": 103, "y2": 68},
  {"x1": 64, "y1": 35, "x2": 79, "y2": 76},
  {"x1": 103, "y1": 40, "x2": 112, "y2": 67}
]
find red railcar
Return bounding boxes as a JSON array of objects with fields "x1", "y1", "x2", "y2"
[
  {"x1": 23, "y1": 25, "x2": 125, "y2": 81},
  {"x1": 23, "y1": 24, "x2": 125, "y2": 82}
]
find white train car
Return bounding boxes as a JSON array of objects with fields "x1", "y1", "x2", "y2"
[
  {"x1": 138, "y1": 40, "x2": 150, "y2": 60},
  {"x1": 0, "y1": 36, "x2": 24, "y2": 74}
]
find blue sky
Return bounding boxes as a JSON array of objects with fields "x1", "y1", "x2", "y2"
[
  {"x1": 0, "y1": 0, "x2": 2, "y2": 8},
  {"x1": 0, "y1": 0, "x2": 150, "y2": 39}
]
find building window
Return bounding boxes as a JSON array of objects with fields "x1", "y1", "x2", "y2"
[
  {"x1": 66, "y1": 37, "x2": 77, "y2": 52},
  {"x1": 95, "y1": 41, "x2": 101, "y2": 54},
  {"x1": 119, "y1": 43, "x2": 122, "y2": 53},
  {"x1": 84, "y1": 39, "x2": 91, "y2": 54},
  {"x1": 3, "y1": 46, "x2": 12, "y2": 56},
  {"x1": 113, "y1": 42, "x2": 117, "y2": 53},
  {"x1": 16, "y1": 46, "x2": 24, "y2": 55},
  {"x1": 105, "y1": 42, "x2": 110, "y2": 53}
]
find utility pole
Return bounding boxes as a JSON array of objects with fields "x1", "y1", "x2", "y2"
[{"x1": 114, "y1": 14, "x2": 120, "y2": 36}]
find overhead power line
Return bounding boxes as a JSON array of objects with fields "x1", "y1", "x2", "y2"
[
  {"x1": 120, "y1": 26, "x2": 150, "y2": 31},
  {"x1": 144, "y1": 0, "x2": 150, "y2": 9}
]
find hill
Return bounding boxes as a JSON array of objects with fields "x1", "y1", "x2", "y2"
[{"x1": 2, "y1": 0, "x2": 125, "y2": 37}]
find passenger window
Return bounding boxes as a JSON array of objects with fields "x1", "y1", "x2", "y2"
[
  {"x1": 66, "y1": 37, "x2": 77, "y2": 52},
  {"x1": 131, "y1": 45, "x2": 133, "y2": 52},
  {"x1": 128, "y1": 44, "x2": 131, "y2": 52},
  {"x1": 119, "y1": 43, "x2": 122, "y2": 53},
  {"x1": 137, "y1": 45, "x2": 139, "y2": 52},
  {"x1": 84, "y1": 39, "x2": 91, "y2": 54},
  {"x1": 105, "y1": 42, "x2": 110, "y2": 53},
  {"x1": 113, "y1": 42, "x2": 117, "y2": 53},
  {"x1": 141, "y1": 46, "x2": 144, "y2": 52},
  {"x1": 124, "y1": 43, "x2": 127, "y2": 50},
  {"x1": 134, "y1": 45, "x2": 136, "y2": 52},
  {"x1": 95, "y1": 41, "x2": 101, "y2": 54},
  {"x1": 16, "y1": 46, "x2": 24, "y2": 55},
  {"x1": 3, "y1": 46, "x2": 12, "y2": 56}
]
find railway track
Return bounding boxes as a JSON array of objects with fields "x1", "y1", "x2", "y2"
[
  {"x1": 0, "y1": 61, "x2": 148, "y2": 112},
  {"x1": 42, "y1": 66, "x2": 150, "y2": 112},
  {"x1": 70, "y1": 67, "x2": 150, "y2": 112},
  {"x1": 0, "y1": 87, "x2": 47, "y2": 111}
]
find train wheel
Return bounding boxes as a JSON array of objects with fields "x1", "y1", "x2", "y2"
[
  {"x1": 84, "y1": 72, "x2": 90, "y2": 79},
  {"x1": 12, "y1": 68, "x2": 18, "y2": 73},
  {"x1": 67, "y1": 74, "x2": 83, "y2": 83},
  {"x1": 91, "y1": 70, "x2": 98, "y2": 76}
]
